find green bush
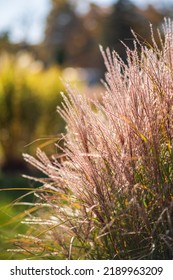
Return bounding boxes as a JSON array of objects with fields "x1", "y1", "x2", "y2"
[{"x1": 0, "y1": 52, "x2": 66, "y2": 170}]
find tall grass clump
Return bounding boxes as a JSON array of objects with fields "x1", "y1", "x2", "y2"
[{"x1": 20, "y1": 19, "x2": 173, "y2": 259}]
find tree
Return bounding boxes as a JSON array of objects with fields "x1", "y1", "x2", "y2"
[
  {"x1": 44, "y1": 0, "x2": 92, "y2": 66},
  {"x1": 103, "y1": 0, "x2": 164, "y2": 61}
]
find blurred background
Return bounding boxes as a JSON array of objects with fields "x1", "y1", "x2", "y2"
[{"x1": 0, "y1": 0, "x2": 173, "y2": 197}]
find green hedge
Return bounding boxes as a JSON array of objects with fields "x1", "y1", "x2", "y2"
[{"x1": 0, "y1": 52, "x2": 66, "y2": 170}]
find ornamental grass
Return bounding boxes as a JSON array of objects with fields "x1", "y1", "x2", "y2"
[{"x1": 16, "y1": 19, "x2": 173, "y2": 259}]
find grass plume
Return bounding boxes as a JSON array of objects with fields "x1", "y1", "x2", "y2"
[{"x1": 20, "y1": 18, "x2": 173, "y2": 259}]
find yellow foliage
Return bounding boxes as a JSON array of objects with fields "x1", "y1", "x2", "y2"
[{"x1": 0, "y1": 52, "x2": 77, "y2": 168}]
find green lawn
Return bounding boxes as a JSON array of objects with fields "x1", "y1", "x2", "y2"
[
  {"x1": 0, "y1": 172, "x2": 38, "y2": 259},
  {"x1": 0, "y1": 196, "x2": 30, "y2": 259}
]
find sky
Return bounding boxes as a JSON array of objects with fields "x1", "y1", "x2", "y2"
[{"x1": 0, "y1": 0, "x2": 173, "y2": 44}]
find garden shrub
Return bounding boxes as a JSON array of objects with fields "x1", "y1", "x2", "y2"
[{"x1": 0, "y1": 53, "x2": 65, "y2": 170}]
